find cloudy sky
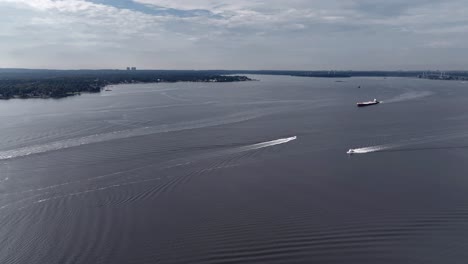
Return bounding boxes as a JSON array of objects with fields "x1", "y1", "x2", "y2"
[{"x1": 0, "y1": 0, "x2": 467, "y2": 70}]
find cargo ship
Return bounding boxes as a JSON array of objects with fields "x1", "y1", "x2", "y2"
[{"x1": 357, "y1": 99, "x2": 380, "y2": 107}]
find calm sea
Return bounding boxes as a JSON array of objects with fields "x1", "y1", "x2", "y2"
[{"x1": 1, "y1": 75, "x2": 468, "y2": 263}]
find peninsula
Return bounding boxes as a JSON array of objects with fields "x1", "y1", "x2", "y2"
[{"x1": 0, "y1": 69, "x2": 252, "y2": 99}]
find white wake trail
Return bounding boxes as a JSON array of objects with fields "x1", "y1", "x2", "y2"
[
  {"x1": 236, "y1": 136, "x2": 297, "y2": 152},
  {"x1": 347, "y1": 144, "x2": 395, "y2": 154},
  {"x1": 191, "y1": 136, "x2": 298, "y2": 159},
  {"x1": 21, "y1": 137, "x2": 298, "y2": 206},
  {"x1": 384, "y1": 91, "x2": 433, "y2": 104},
  {"x1": 347, "y1": 130, "x2": 468, "y2": 155},
  {"x1": 0, "y1": 109, "x2": 285, "y2": 160}
]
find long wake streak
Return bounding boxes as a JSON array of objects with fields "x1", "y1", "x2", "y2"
[
  {"x1": 0, "y1": 136, "x2": 298, "y2": 209},
  {"x1": 235, "y1": 136, "x2": 297, "y2": 152},
  {"x1": 0, "y1": 108, "x2": 289, "y2": 160},
  {"x1": 383, "y1": 91, "x2": 433, "y2": 104},
  {"x1": 171, "y1": 136, "x2": 298, "y2": 164},
  {"x1": 347, "y1": 129, "x2": 468, "y2": 155},
  {"x1": 348, "y1": 144, "x2": 397, "y2": 154}
]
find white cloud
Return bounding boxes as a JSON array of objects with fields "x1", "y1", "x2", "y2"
[
  {"x1": 0, "y1": 0, "x2": 467, "y2": 69},
  {"x1": 134, "y1": 0, "x2": 262, "y2": 12}
]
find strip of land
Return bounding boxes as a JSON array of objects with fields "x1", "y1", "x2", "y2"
[
  {"x1": 0, "y1": 69, "x2": 252, "y2": 99},
  {"x1": 1, "y1": 69, "x2": 467, "y2": 99}
]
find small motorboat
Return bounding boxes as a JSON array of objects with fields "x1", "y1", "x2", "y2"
[
  {"x1": 347, "y1": 149, "x2": 355, "y2": 155},
  {"x1": 357, "y1": 99, "x2": 380, "y2": 107}
]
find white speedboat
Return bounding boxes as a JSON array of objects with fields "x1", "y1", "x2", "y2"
[{"x1": 357, "y1": 99, "x2": 380, "y2": 107}]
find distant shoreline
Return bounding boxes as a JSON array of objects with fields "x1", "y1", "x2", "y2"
[
  {"x1": 1, "y1": 69, "x2": 467, "y2": 100},
  {"x1": 0, "y1": 70, "x2": 253, "y2": 100}
]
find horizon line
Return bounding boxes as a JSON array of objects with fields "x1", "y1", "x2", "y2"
[{"x1": 1, "y1": 68, "x2": 467, "y2": 72}]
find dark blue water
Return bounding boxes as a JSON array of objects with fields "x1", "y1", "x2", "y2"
[{"x1": 2, "y1": 75, "x2": 468, "y2": 263}]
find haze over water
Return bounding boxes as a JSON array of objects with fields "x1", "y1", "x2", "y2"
[{"x1": 2, "y1": 75, "x2": 468, "y2": 263}]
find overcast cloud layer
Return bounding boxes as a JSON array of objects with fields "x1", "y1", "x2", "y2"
[{"x1": 0, "y1": 0, "x2": 467, "y2": 70}]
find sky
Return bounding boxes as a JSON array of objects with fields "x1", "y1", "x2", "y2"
[{"x1": 0, "y1": 0, "x2": 467, "y2": 70}]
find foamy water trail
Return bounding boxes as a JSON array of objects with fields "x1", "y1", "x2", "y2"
[
  {"x1": 163, "y1": 136, "x2": 298, "y2": 168},
  {"x1": 236, "y1": 136, "x2": 297, "y2": 152},
  {"x1": 2, "y1": 136, "x2": 298, "y2": 208},
  {"x1": 0, "y1": 109, "x2": 283, "y2": 160},
  {"x1": 0, "y1": 136, "x2": 298, "y2": 199},
  {"x1": 347, "y1": 144, "x2": 397, "y2": 154},
  {"x1": 347, "y1": 128, "x2": 468, "y2": 155},
  {"x1": 384, "y1": 91, "x2": 433, "y2": 104}
]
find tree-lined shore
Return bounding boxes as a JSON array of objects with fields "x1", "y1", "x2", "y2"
[
  {"x1": 0, "y1": 69, "x2": 252, "y2": 99},
  {"x1": 1, "y1": 69, "x2": 467, "y2": 99}
]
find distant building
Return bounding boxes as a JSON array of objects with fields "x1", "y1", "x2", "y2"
[
  {"x1": 131, "y1": 67, "x2": 136, "y2": 71},
  {"x1": 126, "y1": 67, "x2": 131, "y2": 71}
]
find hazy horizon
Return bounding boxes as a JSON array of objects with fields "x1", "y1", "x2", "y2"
[
  {"x1": 1, "y1": 0, "x2": 468, "y2": 70},
  {"x1": 1, "y1": 68, "x2": 467, "y2": 72}
]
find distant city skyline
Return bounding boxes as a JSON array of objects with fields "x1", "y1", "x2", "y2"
[{"x1": 1, "y1": 0, "x2": 468, "y2": 70}]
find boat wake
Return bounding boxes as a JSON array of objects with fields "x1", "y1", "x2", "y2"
[
  {"x1": 0, "y1": 136, "x2": 298, "y2": 201},
  {"x1": 347, "y1": 128, "x2": 468, "y2": 155},
  {"x1": 347, "y1": 144, "x2": 396, "y2": 155},
  {"x1": 383, "y1": 91, "x2": 433, "y2": 104},
  {"x1": 234, "y1": 136, "x2": 297, "y2": 152},
  {"x1": 172, "y1": 136, "x2": 298, "y2": 165},
  {"x1": 0, "y1": 108, "x2": 287, "y2": 160}
]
